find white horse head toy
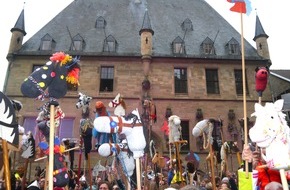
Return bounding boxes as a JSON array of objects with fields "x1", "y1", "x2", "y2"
[
  {"x1": 168, "y1": 115, "x2": 182, "y2": 143},
  {"x1": 249, "y1": 99, "x2": 290, "y2": 170},
  {"x1": 192, "y1": 119, "x2": 215, "y2": 137},
  {"x1": 108, "y1": 93, "x2": 126, "y2": 117},
  {"x1": 98, "y1": 138, "x2": 135, "y2": 177},
  {"x1": 192, "y1": 119, "x2": 215, "y2": 149},
  {"x1": 76, "y1": 92, "x2": 93, "y2": 115},
  {"x1": 94, "y1": 108, "x2": 146, "y2": 158}
]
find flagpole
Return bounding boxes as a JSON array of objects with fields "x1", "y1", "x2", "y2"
[{"x1": 240, "y1": 12, "x2": 249, "y2": 178}]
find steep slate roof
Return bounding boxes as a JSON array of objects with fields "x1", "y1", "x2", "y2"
[
  {"x1": 19, "y1": 0, "x2": 261, "y2": 60},
  {"x1": 253, "y1": 15, "x2": 268, "y2": 41},
  {"x1": 11, "y1": 9, "x2": 26, "y2": 36},
  {"x1": 270, "y1": 70, "x2": 290, "y2": 82}
]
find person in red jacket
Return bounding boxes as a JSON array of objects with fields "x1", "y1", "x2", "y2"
[{"x1": 243, "y1": 145, "x2": 281, "y2": 190}]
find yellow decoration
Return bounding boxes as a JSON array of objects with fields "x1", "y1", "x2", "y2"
[
  {"x1": 66, "y1": 76, "x2": 79, "y2": 86},
  {"x1": 171, "y1": 172, "x2": 185, "y2": 184},
  {"x1": 39, "y1": 82, "x2": 45, "y2": 88},
  {"x1": 60, "y1": 145, "x2": 65, "y2": 153},
  {"x1": 60, "y1": 54, "x2": 72, "y2": 66}
]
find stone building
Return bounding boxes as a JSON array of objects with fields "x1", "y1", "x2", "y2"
[{"x1": 4, "y1": 0, "x2": 275, "y2": 179}]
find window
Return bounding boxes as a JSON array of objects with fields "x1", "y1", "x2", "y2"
[
  {"x1": 40, "y1": 34, "x2": 55, "y2": 51},
  {"x1": 172, "y1": 36, "x2": 185, "y2": 54},
  {"x1": 180, "y1": 120, "x2": 190, "y2": 152},
  {"x1": 59, "y1": 118, "x2": 75, "y2": 139},
  {"x1": 95, "y1": 16, "x2": 106, "y2": 29},
  {"x1": 103, "y1": 35, "x2": 117, "y2": 52},
  {"x1": 234, "y1": 69, "x2": 249, "y2": 95},
  {"x1": 71, "y1": 34, "x2": 85, "y2": 51},
  {"x1": 100, "y1": 66, "x2": 114, "y2": 92},
  {"x1": 23, "y1": 117, "x2": 37, "y2": 136},
  {"x1": 181, "y1": 18, "x2": 193, "y2": 31},
  {"x1": 23, "y1": 117, "x2": 75, "y2": 141},
  {"x1": 200, "y1": 37, "x2": 215, "y2": 55},
  {"x1": 174, "y1": 68, "x2": 188, "y2": 94},
  {"x1": 226, "y1": 38, "x2": 240, "y2": 55},
  {"x1": 206, "y1": 69, "x2": 220, "y2": 94}
]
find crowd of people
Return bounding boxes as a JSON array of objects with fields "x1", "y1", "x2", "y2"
[{"x1": 0, "y1": 100, "x2": 287, "y2": 190}]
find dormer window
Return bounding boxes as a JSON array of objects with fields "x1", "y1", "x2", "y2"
[
  {"x1": 71, "y1": 34, "x2": 85, "y2": 51},
  {"x1": 181, "y1": 18, "x2": 193, "y2": 31},
  {"x1": 95, "y1": 16, "x2": 106, "y2": 29},
  {"x1": 40, "y1": 34, "x2": 55, "y2": 51},
  {"x1": 226, "y1": 38, "x2": 240, "y2": 55},
  {"x1": 103, "y1": 35, "x2": 117, "y2": 52},
  {"x1": 172, "y1": 36, "x2": 185, "y2": 54},
  {"x1": 200, "y1": 37, "x2": 215, "y2": 55}
]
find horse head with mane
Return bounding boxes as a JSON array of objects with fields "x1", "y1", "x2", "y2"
[
  {"x1": 76, "y1": 92, "x2": 93, "y2": 159},
  {"x1": 249, "y1": 99, "x2": 290, "y2": 170},
  {"x1": 192, "y1": 119, "x2": 216, "y2": 150},
  {"x1": 168, "y1": 115, "x2": 182, "y2": 143},
  {"x1": 0, "y1": 91, "x2": 19, "y2": 146},
  {"x1": 108, "y1": 93, "x2": 126, "y2": 117},
  {"x1": 21, "y1": 52, "x2": 80, "y2": 100},
  {"x1": 76, "y1": 92, "x2": 92, "y2": 118},
  {"x1": 94, "y1": 108, "x2": 146, "y2": 159},
  {"x1": 21, "y1": 131, "x2": 36, "y2": 159}
]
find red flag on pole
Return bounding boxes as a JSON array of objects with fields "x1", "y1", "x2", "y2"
[
  {"x1": 227, "y1": 0, "x2": 252, "y2": 15},
  {"x1": 227, "y1": 0, "x2": 246, "y2": 13}
]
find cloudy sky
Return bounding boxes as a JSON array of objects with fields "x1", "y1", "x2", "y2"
[{"x1": 1, "y1": 0, "x2": 289, "y2": 91}]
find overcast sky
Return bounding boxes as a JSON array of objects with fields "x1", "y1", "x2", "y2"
[{"x1": 1, "y1": 0, "x2": 289, "y2": 91}]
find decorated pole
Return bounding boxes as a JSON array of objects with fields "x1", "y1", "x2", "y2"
[
  {"x1": 2, "y1": 140, "x2": 11, "y2": 190},
  {"x1": 20, "y1": 52, "x2": 81, "y2": 189},
  {"x1": 49, "y1": 101, "x2": 57, "y2": 190}
]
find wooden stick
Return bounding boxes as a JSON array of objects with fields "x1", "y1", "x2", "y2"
[
  {"x1": 279, "y1": 169, "x2": 288, "y2": 190},
  {"x1": 88, "y1": 154, "x2": 92, "y2": 190},
  {"x1": 21, "y1": 159, "x2": 29, "y2": 190},
  {"x1": 258, "y1": 96, "x2": 262, "y2": 105},
  {"x1": 136, "y1": 158, "x2": 142, "y2": 190},
  {"x1": 174, "y1": 140, "x2": 187, "y2": 187},
  {"x1": 28, "y1": 160, "x2": 32, "y2": 183},
  {"x1": 34, "y1": 146, "x2": 80, "y2": 162},
  {"x1": 209, "y1": 143, "x2": 216, "y2": 190},
  {"x1": 236, "y1": 152, "x2": 242, "y2": 166},
  {"x1": 77, "y1": 136, "x2": 83, "y2": 185},
  {"x1": 2, "y1": 140, "x2": 11, "y2": 190},
  {"x1": 240, "y1": 12, "x2": 249, "y2": 178},
  {"x1": 0, "y1": 150, "x2": 12, "y2": 179},
  {"x1": 44, "y1": 161, "x2": 49, "y2": 190},
  {"x1": 49, "y1": 104, "x2": 56, "y2": 190}
]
